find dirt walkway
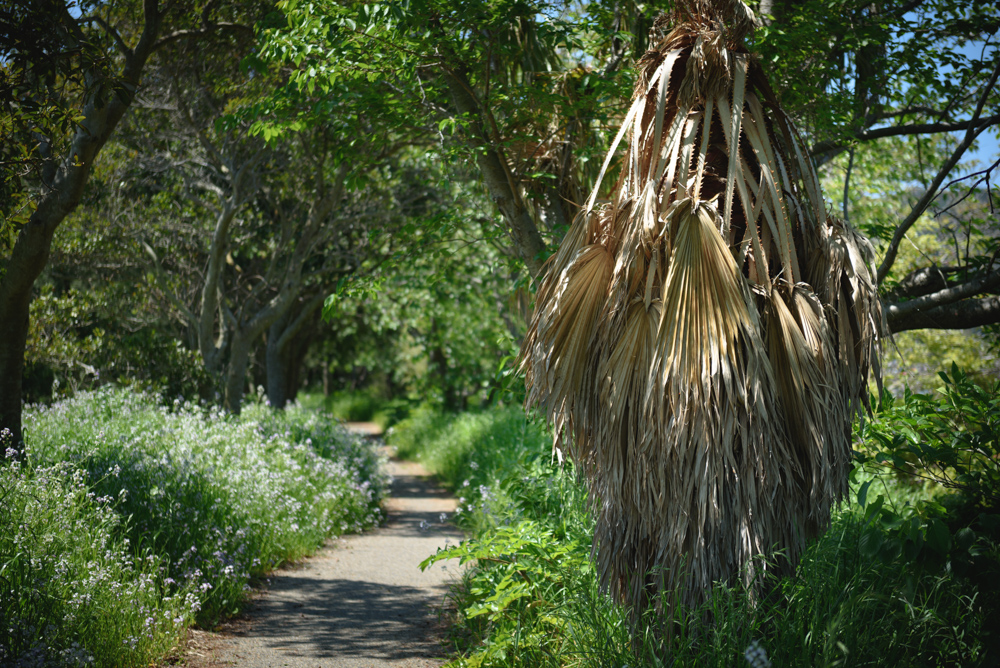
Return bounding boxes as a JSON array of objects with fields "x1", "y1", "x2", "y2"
[{"x1": 183, "y1": 430, "x2": 464, "y2": 668}]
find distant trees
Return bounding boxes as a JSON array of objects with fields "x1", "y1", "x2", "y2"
[
  {"x1": 2, "y1": 0, "x2": 426, "y2": 426},
  {"x1": 1, "y1": 0, "x2": 260, "y2": 449}
]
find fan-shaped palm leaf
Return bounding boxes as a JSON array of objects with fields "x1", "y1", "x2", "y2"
[{"x1": 520, "y1": 0, "x2": 884, "y2": 620}]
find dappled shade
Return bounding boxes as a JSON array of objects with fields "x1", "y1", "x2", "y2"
[{"x1": 521, "y1": 0, "x2": 884, "y2": 618}]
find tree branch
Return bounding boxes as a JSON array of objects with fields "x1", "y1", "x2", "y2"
[
  {"x1": 872, "y1": 105, "x2": 947, "y2": 121},
  {"x1": 885, "y1": 266, "x2": 1000, "y2": 323},
  {"x1": 80, "y1": 15, "x2": 132, "y2": 57},
  {"x1": 886, "y1": 264, "x2": 963, "y2": 301},
  {"x1": 275, "y1": 293, "x2": 325, "y2": 353},
  {"x1": 141, "y1": 240, "x2": 197, "y2": 327},
  {"x1": 811, "y1": 114, "x2": 1000, "y2": 158},
  {"x1": 442, "y1": 68, "x2": 546, "y2": 277},
  {"x1": 876, "y1": 61, "x2": 1000, "y2": 283},
  {"x1": 152, "y1": 22, "x2": 254, "y2": 52},
  {"x1": 887, "y1": 295, "x2": 1000, "y2": 332}
]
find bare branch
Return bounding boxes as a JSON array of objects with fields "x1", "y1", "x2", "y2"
[
  {"x1": 171, "y1": 72, "x2": 227, "y2": 170},
  {"x1": 812, "y1": 114, "x2": 1000, "y2": 158},
  {"x1": 141, "y1": 240, "x2": 197, "y2": 327},
  {"x1": 888, "y1": 295, "x2": 1000, "y2": 332},
  {"x1": 886, "y1": 266, "x2": 1000, "y2": 324},
  {"x1": 876, "y1": 61, "x2": 1000, "y2": 283},
  {"x1": 79, "y1": 15, "x2": 132, "y2": 57},
  {"x1": 933, "y1": 157, "x2": 1000, "y2": 217}
]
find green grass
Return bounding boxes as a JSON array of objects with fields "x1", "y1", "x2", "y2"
[
  {"x1": 298, "y1": 389, "x2": 413, "y2": 430},
  {"x1": 2, "y1": 386, "x2": 388, "y2": 667},
  {"x1": 391, "y1": 405, "x2": 994, "y2": 667}
]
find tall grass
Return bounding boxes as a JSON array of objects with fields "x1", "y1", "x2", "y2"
[
  {"x1": 2, "y1": 387, "x2": 388, "y2": 667},
  {"x1": 393, "y1": 406, "x2": 990, "y2": 667}
]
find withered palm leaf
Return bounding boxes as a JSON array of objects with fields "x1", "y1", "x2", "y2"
[{"x1": 521, "y1": 0, "x2": 883, "y2": 619}]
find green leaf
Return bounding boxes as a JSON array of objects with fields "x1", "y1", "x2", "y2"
[
  {"x1": 859, "y1": 529, "x2": 883, "y2": 558},
  {"x1": 955, "y1": 527, "x2": 975, "y2": 551},
  {"x1": 925, "y1": 518, "x2": 951, "y2": 556},
  {"x1": 857, "y1": 479, "x2": 872, "y2": 507}
]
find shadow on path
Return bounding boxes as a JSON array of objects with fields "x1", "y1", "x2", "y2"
[
  {"x1": 184, "y1": 446, "x2": 464, "y2": 668},
  {"x1": 228, "y1": 577, "x2": 447, "y2": 660}
]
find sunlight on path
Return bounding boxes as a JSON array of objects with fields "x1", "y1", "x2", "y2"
[{"x1": 184, "y1": 431, "x2": 464, "y2": 668}]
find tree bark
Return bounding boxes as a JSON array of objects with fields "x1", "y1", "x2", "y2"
[
  {"x1": 223, "y1": 329, "x2": 253, "y2": 413},
  {"x1": 886, "y1": 295, "x2": 1000, "y2": 332},
  {"x1": 266, "y1": 295, "x2": 323, "y2": 409},
  {"x1": 265, "y1": 326, "x2": 290, "y2": 410},
  {"x1": 0, "y1": 0, "x2": 164, "y2": 451}
]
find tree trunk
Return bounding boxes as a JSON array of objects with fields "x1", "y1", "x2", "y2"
[
  {"x1": 283, "y1": 330, "x2": 313, "y2": 404},
  {"x1": 0, "y1": 269, "x2": 36, "y2": 452},
  {"x1": 0, "y1": 3, "x2": 164, "y2": 452},
  {"x1": 0, "y1": 196, "x2": 66, "y2": 450},
  {"x1": 265, "y1": 326, "x2": 290, "y2": 410},
  {"x1": 224, "y1": 330, "x2": 253, "y2": 414},
  {"x1": 266, "y1": 296, "x2": 322, "y2": 409}
]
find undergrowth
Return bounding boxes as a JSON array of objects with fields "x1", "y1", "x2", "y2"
[
  {"x1": 298, "y1": 389, "x2": 412, "y2": 429},
  {"x1": 1, "y1": 386, "x2": 388, "y2": 667},
  {"x1": 390, "y1": 391, "x2": 996, "y2": 667}
]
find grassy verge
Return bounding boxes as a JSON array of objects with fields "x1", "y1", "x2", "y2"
[
  {"x1": 389, "y1": 404, "x2": 995, "y2": 667},
  {"x1": 1, "y1": 387, "x2": 388, "y2": 667},
  {"x1": 297, "y1": 389, "x2": 413, "y2": 430}
]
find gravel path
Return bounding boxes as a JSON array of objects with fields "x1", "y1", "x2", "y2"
[{"x1": 183, "y1": 430, "x2": 464, "y2": 668}]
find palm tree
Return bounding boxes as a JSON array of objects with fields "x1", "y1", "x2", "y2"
[{"x1": 520, "y1": 0, "x2": 883, "y2": 618}]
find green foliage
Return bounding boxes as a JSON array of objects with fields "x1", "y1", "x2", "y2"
[
  {"x1": 754, "y1": 0, "x2": 1000, "y2": 148},
  {"x1": 0, "y1": 0, "x2": 114, "y2": 252},
  {"x1": 388, "y1": 406, "x2": 551, "y2": 497},
  {"x1": 298, "y1": 388, "x2": 413, "y2": 429},
  {"x1": 319, "y1": 177, "x2": 524, "y2": 409},
  {"x1": 259, "y1": 0, "x2": 642, "y2": 239},
  {"x1": 19, "y1": 387, "x2": 388, "y2": 626},
  {"x1": 861, "y1": 364, "x2": 1000, "y2": 512},
  {"x1": 318, "y1": 389, "x2": 384, "y2": 422},
  {"x1": 422, "y1": 519, "x2": 593, "y2": 667},
  {"x1": 857, "y1": 366, "x2": 1000, "y2": 581},
  {"x1": 0, "y1": 457, "x2": 195, "y2": 667},
  {"x1": 393, "y1": 403, "x2": 992, "y2": 666},
  {"x1": 26, "y1": 285, "x2": 209, "y2": 402}
]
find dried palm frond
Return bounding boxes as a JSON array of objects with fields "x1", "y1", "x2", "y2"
[{"x1": 520, "y1": 0, "x2": 883, "y2": 621}]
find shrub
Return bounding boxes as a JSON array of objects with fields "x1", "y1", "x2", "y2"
[
  {"x1": 0, "y1": 456, "x2": 197, "y2": 668},
  {"x1": 20, "y1": 388, "x2": 388, "y2": 624},
  {"x1": 397, "y1": 405, "x2": 990, "y2": 667}
]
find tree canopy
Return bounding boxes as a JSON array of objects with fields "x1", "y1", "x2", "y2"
[{"x1": 1, "y1": 0, "x2": 999, "y2": 449}]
